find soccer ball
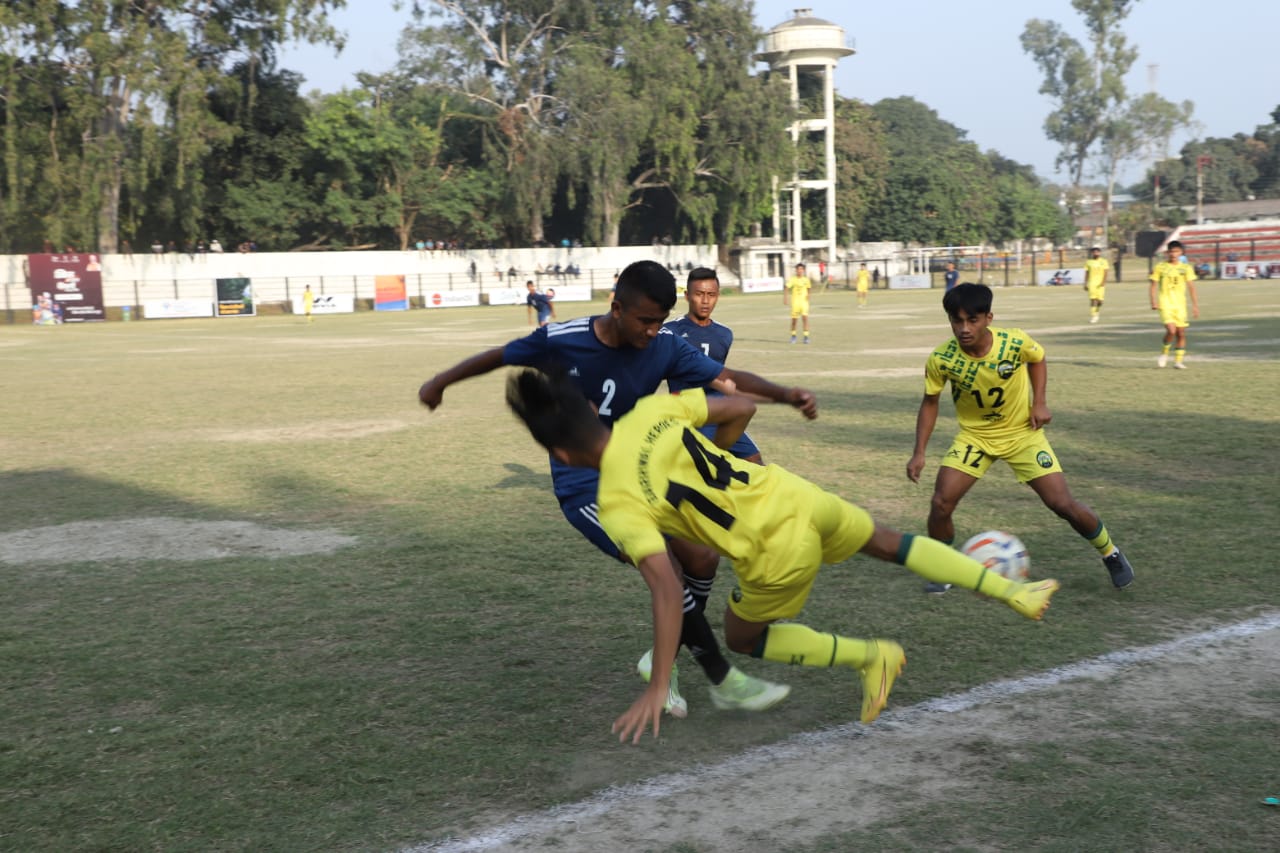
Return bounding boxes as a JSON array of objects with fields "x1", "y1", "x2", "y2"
[{"x1": 961, "y1": 530, "x2": 1030, "y2": 581}]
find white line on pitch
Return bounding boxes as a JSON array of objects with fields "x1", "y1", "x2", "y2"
[{"x1": 403, "y1": 612, "x2": 1280, "y2": 853}]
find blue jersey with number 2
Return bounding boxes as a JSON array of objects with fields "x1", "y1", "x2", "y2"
[{"x1": 502, "y1": 315, "x2": 723, "y2": 501}]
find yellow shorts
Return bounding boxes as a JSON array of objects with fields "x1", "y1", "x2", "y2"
[
  {"x1": 940, "y1": 428, "x2": 1063, "y2": 483},
  {"x1": 1159, "y1": 301, "x2": 1189, "y2": 328},
  {"x1": 1087, "y1": 284, "x2": 1105, "y2": 301},
  {"x1": 728, "y1": 489, "x2": 873, "y2": 623},
  {"x1": 790, "y1": 299, "x2": 809, "y2": 319}
]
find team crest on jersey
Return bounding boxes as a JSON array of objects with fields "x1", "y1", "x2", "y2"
[
  {"x1": 1036, "y1": 451, "x2": 1053, "y2": 468},
  {"x1": 731, "y1": 586, "x2": 743, "y2": 603},
  {"x1": 996, "y1": 360, "x2": 1016, "y2": 379}
]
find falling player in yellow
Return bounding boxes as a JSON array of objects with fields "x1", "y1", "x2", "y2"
[
  {"x1": 855, "y1": 262, "x2": 871, "y2": 307},
  {"x1": 1084, "y1": 246, "x2": 1110, "y2": 323},
  {"x1": 506, "y1": 367, "x2": 1060, "y2": 744},
  {"x1": 784, "y1": 262, "x2": 811, "y2": 343},
  {"x1": 907, "y1": 283, "x2": 1135, "y2": 593},
  {"x1": 1149, "y1": 240, "x2": 1200, "y2": 369}
]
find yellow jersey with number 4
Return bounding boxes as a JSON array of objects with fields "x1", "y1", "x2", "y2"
[
  {"x1": 598, "y1": 389, "x2": 812, "y2": 567},
  {"x1": 924, "y1": 327, "x2": 1045, "y2": 443}
]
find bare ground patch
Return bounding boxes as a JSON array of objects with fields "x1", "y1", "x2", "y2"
[
  {"x1": 206, "y1": 419, "x2": 411, "y2": 442},
  {"x1": 0, "y1": 517, "x2": 357, "y2": 564},
  {"x1": 412, "y1": 616, "x2": 1280, "y2": 853}
]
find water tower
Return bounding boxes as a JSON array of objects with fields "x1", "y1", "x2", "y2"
[{"x1": 757, "y1": 9, "x2": 854, "y2": 273}]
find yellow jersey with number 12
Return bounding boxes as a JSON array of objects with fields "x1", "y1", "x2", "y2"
[{"x1": 924, "y1": 327, "x2": 1045, "y2": 444}]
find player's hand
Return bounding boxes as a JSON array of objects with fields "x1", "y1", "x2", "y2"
[
  {"x1": 611, "y1": 685, "x2": 667, "y2": 744},
  {"x1": 1029, "y1": 402, "x2": 1052, "y2": 430},
  {"x1": 1192, "y1": 306, "x2": 1200, "y2": 319},
  {"x1": 710, "y1": 377, "x2": 738, "y2": 396},
  {"x1": 906, "y1": 453, "x2": 926, "y2": 484},
  {"x1": 786, "y1": 387, "x2": 818, "y2": 420},
  {"x1": 418, "y1": 377, "x2": 445, "y2": 410}
]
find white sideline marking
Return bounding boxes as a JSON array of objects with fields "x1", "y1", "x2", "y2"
[{"x1": 404, "y1": 613, "x2": 1280, "y2": 853}]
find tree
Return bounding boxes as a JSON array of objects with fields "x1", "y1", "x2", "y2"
[
  {"x1": 1021, "y1": 1, "x2": 1138, "y2": 191},
  {"x1": 831, "y1": 97, "x2": 888, "y2": 246}
]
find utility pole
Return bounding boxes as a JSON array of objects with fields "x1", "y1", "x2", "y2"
[{"x1": 1196, "y1": 155, "x2": 1212, "y2": 224}]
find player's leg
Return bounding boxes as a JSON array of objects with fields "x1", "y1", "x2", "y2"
[
  {"x1": 1173, "y1": 321, "x2": 1189, "y2": 368},
  {"x1": 1158, "y1": 317, "x2": 1177, "y2": 366},
  {"x1": 801, "y1": 310, "x2": 810, "y2": 343},
  {"x1": 1025, "y1": 470, "x2": 1134, "y2": 589}
]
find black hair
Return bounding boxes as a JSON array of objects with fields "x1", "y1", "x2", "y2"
[
  {"x1": 615, "y1": 260, "x2": 677, "y2": 311},
  {"x1": 942, "y1": 282, "x2": 993, "y2": 317},
  {"x1": 506, "y1": 368, "x2": 601, "y2": 453},
  {"x1": 1168, "y1": 240, "x2": 1183, "y2": 251},
  {"x1": 686, "y1": 267, "x2": 719, "y2": 287}
]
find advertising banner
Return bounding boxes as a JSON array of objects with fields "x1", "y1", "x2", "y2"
[
  {"x1": 423, "y1": 289, "x2": 480, "y2": 308},
  {"x1": 216, "y1": 277, "x2": 255, "y2": 316},
  {"x1": 740, "y1": 277, "x2": 784, "y2": 293},
  {"x1": 888, "y1": 274, "x2": 932, "y2": 290},
  {"x1": 27, "y1": 253, "x2": 106, "y2": 322},
  {"x1": 143, "y1": 299, "x2": 214, "y2": 319},
  {"x1": 375, "y1": 275, "x2": 409, "y2": 311},
  {"x1": 290, "y1": 293, "x2": 355, "y2": 314},
  {"x1": 1036, "y1": 268, "x2": 1085, "y2": 286},
  {"x1": 485, "y1": 287, "x2": 525, "y2": 306},
  {"x1": 540, "y1": 284, "x2": 591, "y2": 302}
]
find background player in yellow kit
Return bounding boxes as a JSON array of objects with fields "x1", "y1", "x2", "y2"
[
  {"x1": 784, "y1": 262, "x2": 811, "y2": 343},
  {"x1": 1149, "y1": 240, "x2": 1200, "y2": 369},
  {"x1": 1084, "y1": 246, "x2": 1110, "y2": 323},
  {"x1": 907, "y1": 283, "x2": 1135, "y2": 592},
  {"x1": 855, "y1": 262, "x2": 871, "y2": 307},
  {"x1": 506, "y1": 368, "x2": 1060, "y2": 743}
]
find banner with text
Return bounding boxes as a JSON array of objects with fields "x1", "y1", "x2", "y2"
[
  {"x1": 27, "y1": 253, "x2": 106, "y2": 322},
  {"x1": 375, "y1": 275, "x2": 408, "y2": 311},
  {"x1": 216, "y1": 277, "x2": 256, "y2": 316},
  {"x1": 1036, "y1": 268, "x2": 1085, "y2": 286},
  {"x1": 422, "y1": 289, "x2": 480, "y2": 308},
  {"x1": 290, "y1": 293, "x2": 355, "y2": 314}
]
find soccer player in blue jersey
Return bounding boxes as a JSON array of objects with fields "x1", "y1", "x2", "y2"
[
  {"x1": 419, "y1": 260, "x2": 817, "y2": 716},
  {"x1": 664, "y1": 268, "x2": 762, "y2": 464},
  {"x1": 525, "y1": 280, "x2": 555, "y2": 327}
]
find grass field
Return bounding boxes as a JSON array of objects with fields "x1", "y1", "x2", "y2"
[{"x1": 2, "y1": 277, "x2": 1279, "y2": 851}]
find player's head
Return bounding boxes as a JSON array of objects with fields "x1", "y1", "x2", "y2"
[
  {"x1": 526, "y1": 280, "x2": 535, "y2": 290},
  {"x1": 1167, "y1": 240, "x2": 1183, "y2": 259},
  {"x1": 506, "y1": 368, "x2": 605, "y2": 464},
  {"x1": 943, "y1": 282, "x2": 993, "y2": 318},
  {"x1": 860, "y1": 262, "x2": 867, "y2": 269},
  {"x1": 685, "y1": 267, "x2": 720, "y2": 322},
  {"x1": 612, "y1": 260, "x2": 676, "y2": 349},
  {"x1": 795, "y1": 263, "x2": 806, "y2": 273},
  {"x1": 1090, "y1": 246, "x2": 1101, "y2": 256},
  {"x1": 943, "y1": 283, "x2": 994, "y2": 346}
]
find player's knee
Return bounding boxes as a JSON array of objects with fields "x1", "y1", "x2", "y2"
[{"x1": 929, "y1": 491, "x2": 958, "y2": 518}]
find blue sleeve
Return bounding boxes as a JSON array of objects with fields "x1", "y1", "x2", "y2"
[
  {"x1": 668, "y1": 334, "x2": 723, "y2": 387},
  {"x1": 502, "y1": 326, "x2": 549, "y2": 366}
]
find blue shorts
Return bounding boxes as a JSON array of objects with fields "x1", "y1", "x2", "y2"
[
  {"x1": 537, "y1": 308, "x2": 552, "y2": 325},
  {"x1": 559, "y1": 494, "x2": 625, "y2": 562}
]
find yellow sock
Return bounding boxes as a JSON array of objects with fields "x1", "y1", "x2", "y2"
[
  {"x1": 1161, "y1": 343, "x2": 1172, "y2": 355},
  {"x1": 901, "y1": 534, "x2": 1018, "y2": 599},
  {"x1": 1087, "y1": 522, "x2": 1115, "y2": 557},
  {"x1": 760, "y1": 623, "x2": 874, "y2": 668},
  {"x1": 1175, "y1": 348, "x2": 1185, "y2": 364}
]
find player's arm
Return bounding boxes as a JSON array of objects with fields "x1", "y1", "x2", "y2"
[
  {"x1": 612, "y1": 550, "x2": 685, "y2": 744},
  {"x1": 906, "y1": 392, "x2": 941, "y2": 483},
  {"x1": 1149, "y1": 273, "x2": 1160, "y2": 310},
  {"x1": 418, "y1": 346, "x2": 505, "y2": 410},
  {"x1": 527, "y1": 301, "x2": 535, "y2": 325},
  {"x1": 703, "y1": 394, "x2": 757, "y2": 450},
  {"x1": 719, "y1": 367, "x2": 818, "y2": 420},
  {"x1": 1027, "y1": 359, "x2": 1052, "y2": 430},
  {"x1": 1188, "y1": 279, "x2": 1200, "y2": 318}
]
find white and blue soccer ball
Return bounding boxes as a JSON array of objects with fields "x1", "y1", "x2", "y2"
[{"x1": 961, "y1": 530, "x2": 1030, "y2": 581}]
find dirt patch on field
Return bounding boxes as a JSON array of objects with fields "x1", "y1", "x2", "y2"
[
  {"x1": 207, "y1": 419, "x2": 411, "y2": 443},
  {"x1": 0, "y1": 517, "x2": 356, "y2": 565},
  {"x1": 414, "y1": 616, "x2": 1280, "y2": 853}
]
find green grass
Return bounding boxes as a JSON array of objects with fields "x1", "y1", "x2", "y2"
[{"x1": 1, "y1": 278, "x2": 1278, "y2": 851}]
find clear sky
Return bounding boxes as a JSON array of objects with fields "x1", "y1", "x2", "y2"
[{"x1": 278, "y1": 0, "x2": 1280, "y2": 186}]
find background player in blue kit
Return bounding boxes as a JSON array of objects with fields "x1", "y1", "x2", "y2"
[
  {"x1": 419, "y1": 260, "x2": 817, "y2": 716},
  {"x1": 525, "y1": 280, "x2": 555, "y2": 327},
  {"x1": 664, "y1": 267, "x2": 761, "y2": 464}
]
